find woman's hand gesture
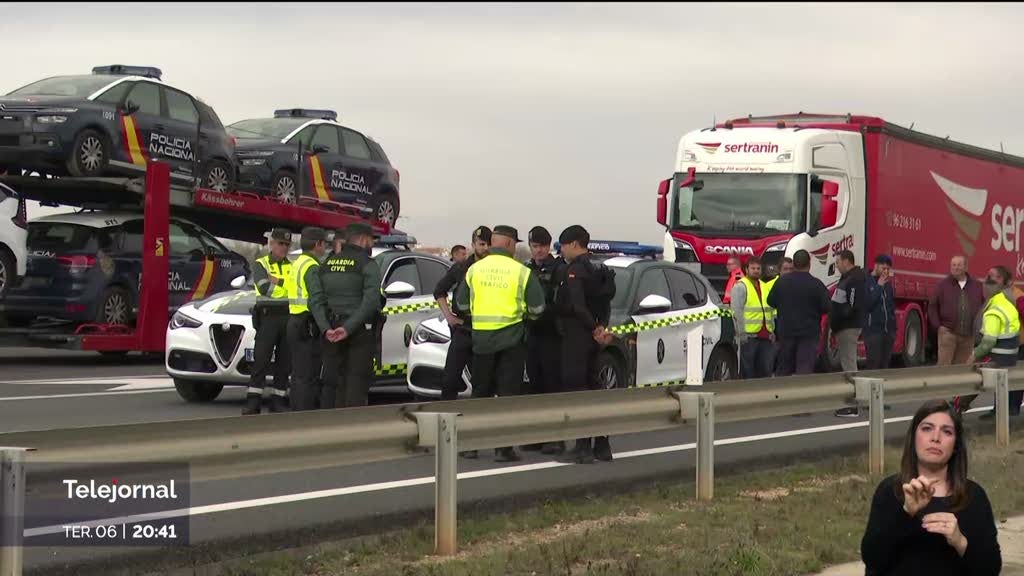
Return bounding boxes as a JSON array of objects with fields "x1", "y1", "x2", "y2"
[
  {"x1": 922, "y1": 512, "x2": 968, "y2": 556},
  {"x1": 901, "y1": 476, "x2": 936, "y2": 517}
]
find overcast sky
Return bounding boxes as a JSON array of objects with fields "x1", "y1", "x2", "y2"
[{"x1": 3, "y1": 2, "x2": 1023, "y2": 248}]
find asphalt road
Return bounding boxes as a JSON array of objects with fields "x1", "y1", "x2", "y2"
[{"x1": 0, "y1": 351, "x2": 1006, "y2": 573}]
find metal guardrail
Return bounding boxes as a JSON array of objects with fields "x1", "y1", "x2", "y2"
[{"x1": 0, "y1": 364, "x2": 1021, "y2": 573}]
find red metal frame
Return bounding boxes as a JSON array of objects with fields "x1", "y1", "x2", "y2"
[{"x1": 193, "y1": 187, "x2": 390, "y2": 235}]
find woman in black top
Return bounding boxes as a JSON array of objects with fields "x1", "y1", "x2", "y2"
[{"x1": 861, "y1": 399, "x2": 1001, "y2": 575}]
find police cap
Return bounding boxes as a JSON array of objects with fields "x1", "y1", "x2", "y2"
[
  {"x1": 493, "y1": 225, "x2": 521, "y2": 242},
  {"x1": 472, "y1": 226, "x2": 492, "y2": 243},
  {"x1": 300, "y1": 226, "x2": 327, "y2": 243},
  {"x1": 268, "y1": 228, "x2": 292, "y2": 244},
  {"x1": 528, "y1": 226, "x2": 551, "y2": 245}
]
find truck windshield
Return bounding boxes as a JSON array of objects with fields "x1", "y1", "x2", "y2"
[{"x1": 671, "y1": 172, "x2": 808, "y2": 236}]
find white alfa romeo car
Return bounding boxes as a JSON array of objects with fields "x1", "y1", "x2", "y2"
[{"x1": 166, "y1": 243, "x2": 451, "y2": 402}]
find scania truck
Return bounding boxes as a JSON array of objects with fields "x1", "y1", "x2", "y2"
[{"x1": 657, "y1": 113, "x2": 1024, "y2": 367}]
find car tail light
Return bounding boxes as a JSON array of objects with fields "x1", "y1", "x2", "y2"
[
  {"x1": 57, "y1": 255, "x2": 97, "y2": 272},
  {"x1": 230, "y1": 136, "x2": 237, "y2": 147},
  {"x1": 12, "y1": 197, "x2": 27, "y2": 229},
  {"x1": 65, "y1": 303, "x2": 87, "y2": 313}
]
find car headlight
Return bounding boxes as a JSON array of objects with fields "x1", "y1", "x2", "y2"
[
  {"x1": 170, "y1": 310, "x2": 202, "y2": 330},
  {"x1": 674, "y1": 240, "x2": 699, "y2": 263},
  {"x1": 412, "y1": 324, "x2": 449, "y2": 345},
  {"x1": 36, "y1": 115, "x2": 69, "y2": 124},
  {"x1": 765, "y1": 242, "x2": 788, "y2": 253},
  {"x1": 240, "y1": 158, "x2": 267, "y2": 166}
]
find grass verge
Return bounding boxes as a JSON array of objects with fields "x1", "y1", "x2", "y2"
[{"x1": 217, "y1": 425, "x2": 1024, "y2": 576}]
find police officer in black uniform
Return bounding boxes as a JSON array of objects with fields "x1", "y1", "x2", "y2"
[
  {"x1": 555, "y1": 225, "x2": 614, "y2": 464},
  {"x1": 244, "y1": 227, "x2": 293, "y2": 415},
  {"x1": 287, "y1": 226, "x2": 328, "y2": 411},
  {"x1": 329, "y1": 228, "x2": 347, "y2": 258},
  {"x1": 523, "y1": 226, "x2": 565, "y2": 453},
  {"x1": 433, "y1": 226, "x2": 491, "y2": 401},
  {"x1": 311, "y1": 222, "x2": 384, "y2": 409}
]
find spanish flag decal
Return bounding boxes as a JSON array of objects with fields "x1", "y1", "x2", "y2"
[
  {"x1": 120, "y1": 115, "x2": 148, "y2": 167},
  {"x1": 307, "y1": 156, "x2": 330, "y2": 200},
  {"x1": 189, "y1": 259, "x2": 216, "y2": 301}
]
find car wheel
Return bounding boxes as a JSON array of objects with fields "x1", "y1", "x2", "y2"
[
  {"x1": 371, "y1": 192, "x2": 399, "y2": 227},
  {"x1": 901, "y1": 310, "x2": 924, "y2": 367},
  {"x1": 66, "y1": 129, "x2": 109, "y2": 177},
  {"x1": 174, "y1": 378, "x2": 224, "y2": 403},
  {"x1": 97, "y1": 286, "x2": 132, "y2": 326},
  {"x1": 595, "y1": 351, "x2": 625, "y2": 390},
  {"x1": 0, "y1": 248, "x2": 13, "y2": 299},
  {"x1": 272, "y1": 170, "x2": 297, "y2": 204},
  {"x1": 203, "y1": 160, "x2": 233, "y2": 193},
  {"x1": 705, "y1": 345, "x2": 737, "y2": 382}
]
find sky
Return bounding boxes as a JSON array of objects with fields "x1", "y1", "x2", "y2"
[{"x1": 3, "y1": 2, "x2": 1024, "y2": 249}]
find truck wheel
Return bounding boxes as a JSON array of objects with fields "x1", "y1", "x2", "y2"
[
  {"x1": 272, "y1": 170, "x2": 297, "y2": 204},
  {"x1": 174, "y1": 378, "x2": 224, "y2": 403},
  {"x1": 595, "y1": 351, "x2": 626, "y2": 390},
  {"x1": 66, "y1": 129, "x2": 110, "y2": 177},
  {"x1": 97, "y1": 286, "x2": 132, "y2": 326},
  {"x1": 0, "y1": 248, "x2": 13, "y2": 298},
  {"x1": 901, "y1": 310, "x2": 924, "y2": 367},
  {"x1": 705, "y1": 345, "x2": 737, "y2": 382},
  {"x1": 203, "y1": 160, "x2": 233, "y2": 193},
  {"x1": 371, "y1": 192, "x2": 399, "y2": 227}
]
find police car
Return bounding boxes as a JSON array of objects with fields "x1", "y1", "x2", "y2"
[
  {"x1": 227, "y1": 109, "x2": 400, "y2": 226},
  {"x1": 165, "y1": 238, "x2": 449, "y2": 403},
  {"x1": 1, "y1": 211, "x2": 250, "y2": 328},
  {"x1": 0, "y1": 65, "x2": 236, "y2": 191},
  {"x1": 406, "y1": 241, "x2": 737, "y2": 399}
]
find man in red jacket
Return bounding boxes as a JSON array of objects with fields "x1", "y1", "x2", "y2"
[
  {"x1": 723, "y1": 256, "x2": 744, "y2": 304},
  {"x1": 928, "y1": 256, "x2": 984, "y2": 366}
]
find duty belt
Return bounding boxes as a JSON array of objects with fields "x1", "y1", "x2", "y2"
[{"x1": 608, "y1": 307, "x2": 732, "y2": 336}]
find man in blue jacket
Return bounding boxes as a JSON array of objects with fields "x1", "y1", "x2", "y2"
[{"x1": 863, "y1": 254, "x2": 896, "y2": 370}]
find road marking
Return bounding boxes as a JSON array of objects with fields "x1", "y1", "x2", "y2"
[
  {"x1": 0, "y1": 389, "x2": 177, "y2": 402},
  {"x1": 0, "y1": 375, "x2": 167, "y2": 385},
  {"x1": 106, "y1": 378, "x2": 175, "y2": 391},
  {"x1": 22, "y1": 405, "x2": 995, "y2": 538}
]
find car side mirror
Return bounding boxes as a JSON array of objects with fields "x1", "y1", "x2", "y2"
[
  {"x1": 637, "y1": 294, "x2": 672, "y2": 314},
  {"x1": 384, "y1": 281, "x2": 416, "y2": 299},
  {"x1": 122, "y1": 101, "x2": 140, "y2": 116},
  {"x1": 311, "y1": 144, "x2": 329, "y2": 155},
  {"x1": 204, "y1": 245, "x2": 217, "y2": 260},
  {"x1": 230, "y1": 275, "x2": 247, "y2": 289}
]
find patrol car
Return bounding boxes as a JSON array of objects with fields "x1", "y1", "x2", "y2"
[
  {"x1": 227, "y1": 109, "x2": 400, "y2": 226},
  {"x1": 406, "y1": 241, "x2": 737, "y2": 399},
  {"x1": 0, "y1": 65, "x2": 236, "y2": 191},
  {"x1": 165, "y1": 239, "x2": 449, "y2": 402},
  {"x1": 1, "y1": 211, "x2": 250, "y2": 328}
]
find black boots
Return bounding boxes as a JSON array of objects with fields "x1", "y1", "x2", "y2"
[
  {"x1": 541, "y1": 441, "x2": 566, "y2": 455},
  {"x1": 558, "y1": 439, "x2": 595, "y2": 464},
  {"x1": 269, "y1": 394, "x2": 290, "y2": 413},
  {"x1": 494, "y1": 446, "x2": 521, "y2": 462},
  {"x1": 241, "y1": 394, "x2": 261, "y2": 416},
  {"x1": 593, "y1": 436, "x2": 613, "y2": 462}
]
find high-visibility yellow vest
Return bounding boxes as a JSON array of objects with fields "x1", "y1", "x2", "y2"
[
  {"x1": 980, "y1": 291, "x2": 1021, "y2": 356},
  {"x1": 740, "y1": 276, "x2": 775, "y2": 334},
  {"x1": 466, "y1": 254, "x2": 531, "y2": 331},
  {"x1": 256, "y1": 255, "x2": 291, "y2": 300},
  {"x1": 289, "y1": 253, "x2": 320, "y2": 315},
  {"x1": 763, "y1": 276, "x2": 778, "y2": 326}
]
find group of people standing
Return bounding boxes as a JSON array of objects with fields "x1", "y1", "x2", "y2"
[
  {"x1": 728, "y1": 249, "x2": 1024, "y2": 418},
  {"x1": 436, "y1": 224, "x2": 617, "y2": 465}
]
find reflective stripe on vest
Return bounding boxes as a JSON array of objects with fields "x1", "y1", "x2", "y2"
[
  {"x1": 739, "y1": 276, "x2": 774, "y2": 334},
  {"x1": 289, "y1": 254, "x2": 319, "y2": 315},
  {"x1": 981, "y1": 291, "x2": 1021, "y2": 353},
  {"x1": 467, "y1": 254, "x2": 530, "y2": 331},
  {"x1": 257, "y1": 256, "x2": 291, "y2": 300}
]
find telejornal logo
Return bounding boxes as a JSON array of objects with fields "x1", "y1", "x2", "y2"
[{"x1": 63, "y1": 479, "x2": 178, "y2": 504}]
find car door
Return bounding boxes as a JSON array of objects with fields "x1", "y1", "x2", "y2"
[
  {"x1": 191, "y1": 223, "x2": 249, "y2": 293},
  {"x1": 160, "y1": 86, "x2": 201, "y2": 181},
  {"x1": 306, "y1": 125, "x2": 343, "y2": 202},
  {"x1": 665, "y1": 268, "x2": 718, "y2": 383},
  {"x1": 378, "y1": 256, "x2": 425, "y2": 377},
  {"x1": 631, "y1": 267, "x2": 685, "y2": 387},
  {"x1": 167, "y1": 220, "x2": 210, "y2": 308},
  {"x1": 337, "y1": 127, "x2": 380, "y2": 205},
  {"x1": 121, "y1": 81, "x2": 163, "y2": 173}
]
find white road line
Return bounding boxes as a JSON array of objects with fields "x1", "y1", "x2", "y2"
[
  {"x1": 0, "y1": 375, "x2": 167, "y2": 385},
  {"x1": 22, "y1": 405, "x2": 995, "y2": 538},
  {"x1": 0, "y1": 389, "x2": 177, "y2": 402}
]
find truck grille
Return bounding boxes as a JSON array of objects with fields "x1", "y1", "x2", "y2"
[{"x1": 210, "y1": 324, "x2": 245, "y2": 367}]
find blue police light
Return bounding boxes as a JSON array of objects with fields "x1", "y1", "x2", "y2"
[
  {"x1": 553, "y1": 240, "x2": 663, "y2": 258},
  {"x1": 92, "y1": 65, "x2": 162, "y2": 79},
  {"x1": 273, "y1": 109, "x2": 338, "y2": 121},
  {"x1": 377, "y1": 234, "x2": 417, "y2": 247}
]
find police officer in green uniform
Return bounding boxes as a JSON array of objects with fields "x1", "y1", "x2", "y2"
[
  {"x1": 287, "y1": 226, "x2": 328, "y2": 411},
  {"x1": 311, "y1": 222, "x2": 384, "y2": 409},
  {"x1": 244, "y1": 227, "x2": 294, "y2": 415}
]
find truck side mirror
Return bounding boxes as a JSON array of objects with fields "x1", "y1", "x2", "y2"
[
  {"x1": 656, "y1": 179, "x2": 670, "y2": 227},
  {"x1": 820, "y1": 180, "x2": 839, "y2": 230}
]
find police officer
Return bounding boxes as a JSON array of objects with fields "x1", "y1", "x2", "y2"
[
  {"x1": 961, "y1": 268, "x2": 1021, "y2": 416},
  {"x1": 523, "y1": 226, "x2": 564, "y2": 453},
  {"x1": 556, "y1": 225, "x2": 614, "y2": 464},
  {"x1": 287, "y1": 226, "x2": 328, "y2": 411},
  {"x1": 455, "y1": 225, "x2": 546, "y2": 462},
  {"x1": 244, "y1": 228, "x2": 294, "y2": 415},
  {"x1": 434, "y1": 227, "x2": 491, "y2": 401},
  {"x1": 311, "y1": 222, "x2": 384, "y2": 409},
  {"x1": 329, "y1": 228, "x2": 347, "y2": 258}
]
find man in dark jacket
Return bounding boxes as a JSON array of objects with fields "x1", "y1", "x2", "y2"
[
  {"x1": 766, "y1": 250, "x2": 830, "y2": 376},
  {"x1": 830, "y1": 250, "x2": 867, "y2": 373},
  {"x1": 928, "y1": 255, "x2": 984, "y2": 366},
  {"x1": 863, "y1": 254, "x2": 896, "y2": 370}
]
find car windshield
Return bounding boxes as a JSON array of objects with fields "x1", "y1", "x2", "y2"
[
  {"x1": 8, "y1": 75, "x2": 118, "y2": 98},
  {"x1": 671, "y1": 172, "x2": 808, "y2": 237},
  {"x1": 227, "y1": 118, "x2": 307, "y2": 140},
  {"x1": 27, "y1": 223, "x2": 98, "y2": 252}
]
